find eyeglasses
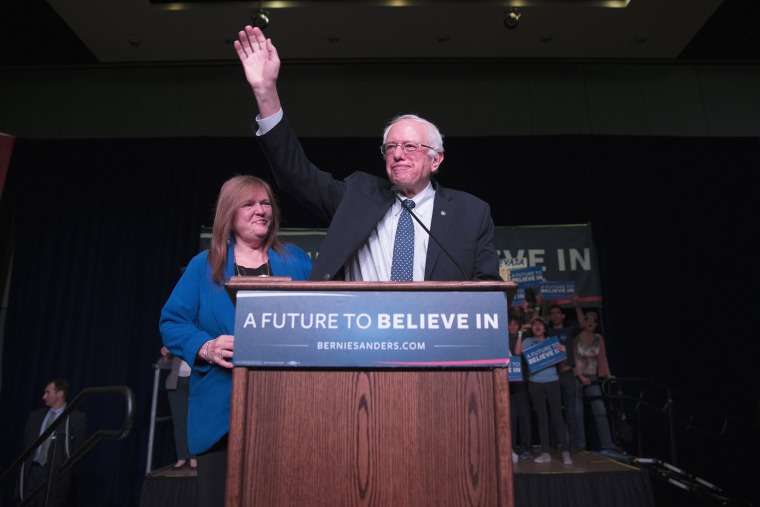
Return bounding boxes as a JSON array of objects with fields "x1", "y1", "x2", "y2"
[{"x1": 380, "y1": 142, "x2": 435, "y2": 158}]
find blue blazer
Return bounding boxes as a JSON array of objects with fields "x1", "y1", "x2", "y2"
[
  {"x1": 159, "y1": 241, "x2": 312, "y2": 454},
  {"x1": 257, "y1": 117, "x2": 500, "y2": 281}
]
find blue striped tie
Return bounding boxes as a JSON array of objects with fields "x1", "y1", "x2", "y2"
[{"x1": 391, "y1": 200, "x2": 415, "y2": 281}]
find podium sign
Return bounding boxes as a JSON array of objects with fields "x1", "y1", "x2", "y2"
[
  {"x1": 233, "y1": 289, "x2": 510, "y2": 368},
  {"x1": 225, "y1": 279, "x2": 518, "y2": 507}
]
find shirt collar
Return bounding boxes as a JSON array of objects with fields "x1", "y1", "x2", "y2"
[{"x1": 397, "y1": 181, "x2": 434, "y2": 211}]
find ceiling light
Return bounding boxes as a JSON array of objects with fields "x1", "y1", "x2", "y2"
[
  {"x1": 504, "y1": 8, "x2": 521, "y2": 29},
  {"x1": 505, "y1": 0, "x2": 628, "y2": 6},
  {"x1": 252, "y1": 9, "x2": 270, "y2": 29}
]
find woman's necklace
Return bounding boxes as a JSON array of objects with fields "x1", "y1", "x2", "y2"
[{"x1": 234, "y1": 255, "x2": 271, "y2": 277}]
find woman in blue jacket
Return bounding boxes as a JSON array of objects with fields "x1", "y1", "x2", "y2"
[{"x1": 160, "y1": 175, "x2": 312, "y2": 506}]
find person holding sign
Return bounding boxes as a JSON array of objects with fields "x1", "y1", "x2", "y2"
[
  {"x1": 515, "y1": 316, "x2": 573, "y2": 465},
  {"x1": 160, "y1": 175, "x2": 312, "y2": 507},
  {"x1": 508, "y1": 315, "x2": 534, "y2": 460},
  {"x1": 233, "y1": 25, "x2": 500, "y2": 282},
  {"x1": 546, "y1": 298, "x2": 587, "y2": 453}
]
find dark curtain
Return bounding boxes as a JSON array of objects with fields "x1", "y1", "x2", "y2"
[{"x1": 1, "y1": 134, "x2": 758, "y2": 506}]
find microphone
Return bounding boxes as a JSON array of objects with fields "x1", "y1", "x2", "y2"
[{"x1": 393, "y1": 190, "x2": 470, "y2": 281}]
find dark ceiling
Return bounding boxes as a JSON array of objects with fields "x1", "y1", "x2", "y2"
[
  {"x1": 0, "y1": 0, "x2": 759, "y2": 68},
  {"x1": 679, "y1": 0, "x2": 760, "y2": 61}
]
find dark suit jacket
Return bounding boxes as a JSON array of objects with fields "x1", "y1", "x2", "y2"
[
  {"x1": 258, "y1": 116, "x2": 501, "y2": 281},
  {"x1": 22, "y1": 406, "x2": 88, "y2": 472}
]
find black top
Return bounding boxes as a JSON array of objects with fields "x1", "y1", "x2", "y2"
[{"x1": 234, "y1": 262, "x2": 271, "y2": 277}]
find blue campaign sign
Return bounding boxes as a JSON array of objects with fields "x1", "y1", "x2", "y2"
[
  {"x1": 508, "y1": 266, "x2": 543, "y2": 287},
  {"x1": 233, "y1": 290, "x2": 510, "y2": 368},
  {"x1": 522, "y1": 336, "x2": 566, "y2": 373},
  {"x1": 539, "y1": 280, "x2": 576, "y2": 301},
  {"x1": 508, "y1": 355, "x2": 523, "y2": 382}
]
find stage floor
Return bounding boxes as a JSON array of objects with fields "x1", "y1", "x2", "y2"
[
  {"x1": 514, "y1": 448, "x2": 640, "y2": 474},
  {"x1": 145, "y1": 451, "x2": 637, "y2": 478},
  {"x1": 141, "y1": 450, "x2": 656, "y2": 507},
  {"x1": 147, "y1": 463, "x2": 198, "y2": 478},
  {"x1": 513, "y1": 449, "x2": 656, "y2": 507}
]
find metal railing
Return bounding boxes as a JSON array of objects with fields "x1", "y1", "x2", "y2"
[
  {"x1": 0, "y1": 385, "x2": 135, "y2": 507},
  {"x1": 602, "y1": 376, "x2": 758, "y2": 465},
  {"x1": 600, "y1": 376, "x2": 758, "y2": 506},
  {"x1": 146, "y1": 361, "x2": 174, "y2": 474}
]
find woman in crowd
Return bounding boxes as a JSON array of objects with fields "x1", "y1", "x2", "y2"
[{"x1": 574, "y1": 311, "x2": 617, "y2": 452}]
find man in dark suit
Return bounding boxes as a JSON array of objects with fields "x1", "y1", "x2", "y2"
[
  {"x1": 234, "y1": 25, "x2": 500, "y2": 282},
  {"x1": 19, "y1": 378, "x2": 87, "y2": 507}
]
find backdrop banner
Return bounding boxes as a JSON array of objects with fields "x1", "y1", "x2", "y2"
[
  {"x1": 493, "y1": 224, "x2": 602, "y2": 307},
  {"x1": 202, "y1": 223, "x2": 602, "y2": 307}
]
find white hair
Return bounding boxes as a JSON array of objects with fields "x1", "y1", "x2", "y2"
[{"x1": 382, "y1": 114, "x2": 444, "y2": 157}]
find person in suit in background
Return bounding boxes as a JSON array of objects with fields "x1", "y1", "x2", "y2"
[
  {"x1": 159, "y1": 346, "x2": 197, "y2": 470},
  {"x1": 160, "y1": 175, "x2": 312, "y2": 507},
  {"x1": 19, "y1": 378, "x2": 87, "y2": 507},
  {"x1": 233, "y1": 25, "x2": 501, "y2": 282}
]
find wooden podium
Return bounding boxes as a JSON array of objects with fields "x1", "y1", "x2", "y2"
[{"x1": 225, "y1": 279, "x2": 517, "y2": 507}]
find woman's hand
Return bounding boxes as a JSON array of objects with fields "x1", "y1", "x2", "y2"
[{"x1": 200, "y1": 335, "x2": 235, "y2": 368}]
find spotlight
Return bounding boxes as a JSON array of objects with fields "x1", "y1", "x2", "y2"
[
  {"x1": 252, "y1": 9, "x2": 270, "y2": 29},
  {"x1": 504, "y1": 8, "x2": 521, "y2": 29}
]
